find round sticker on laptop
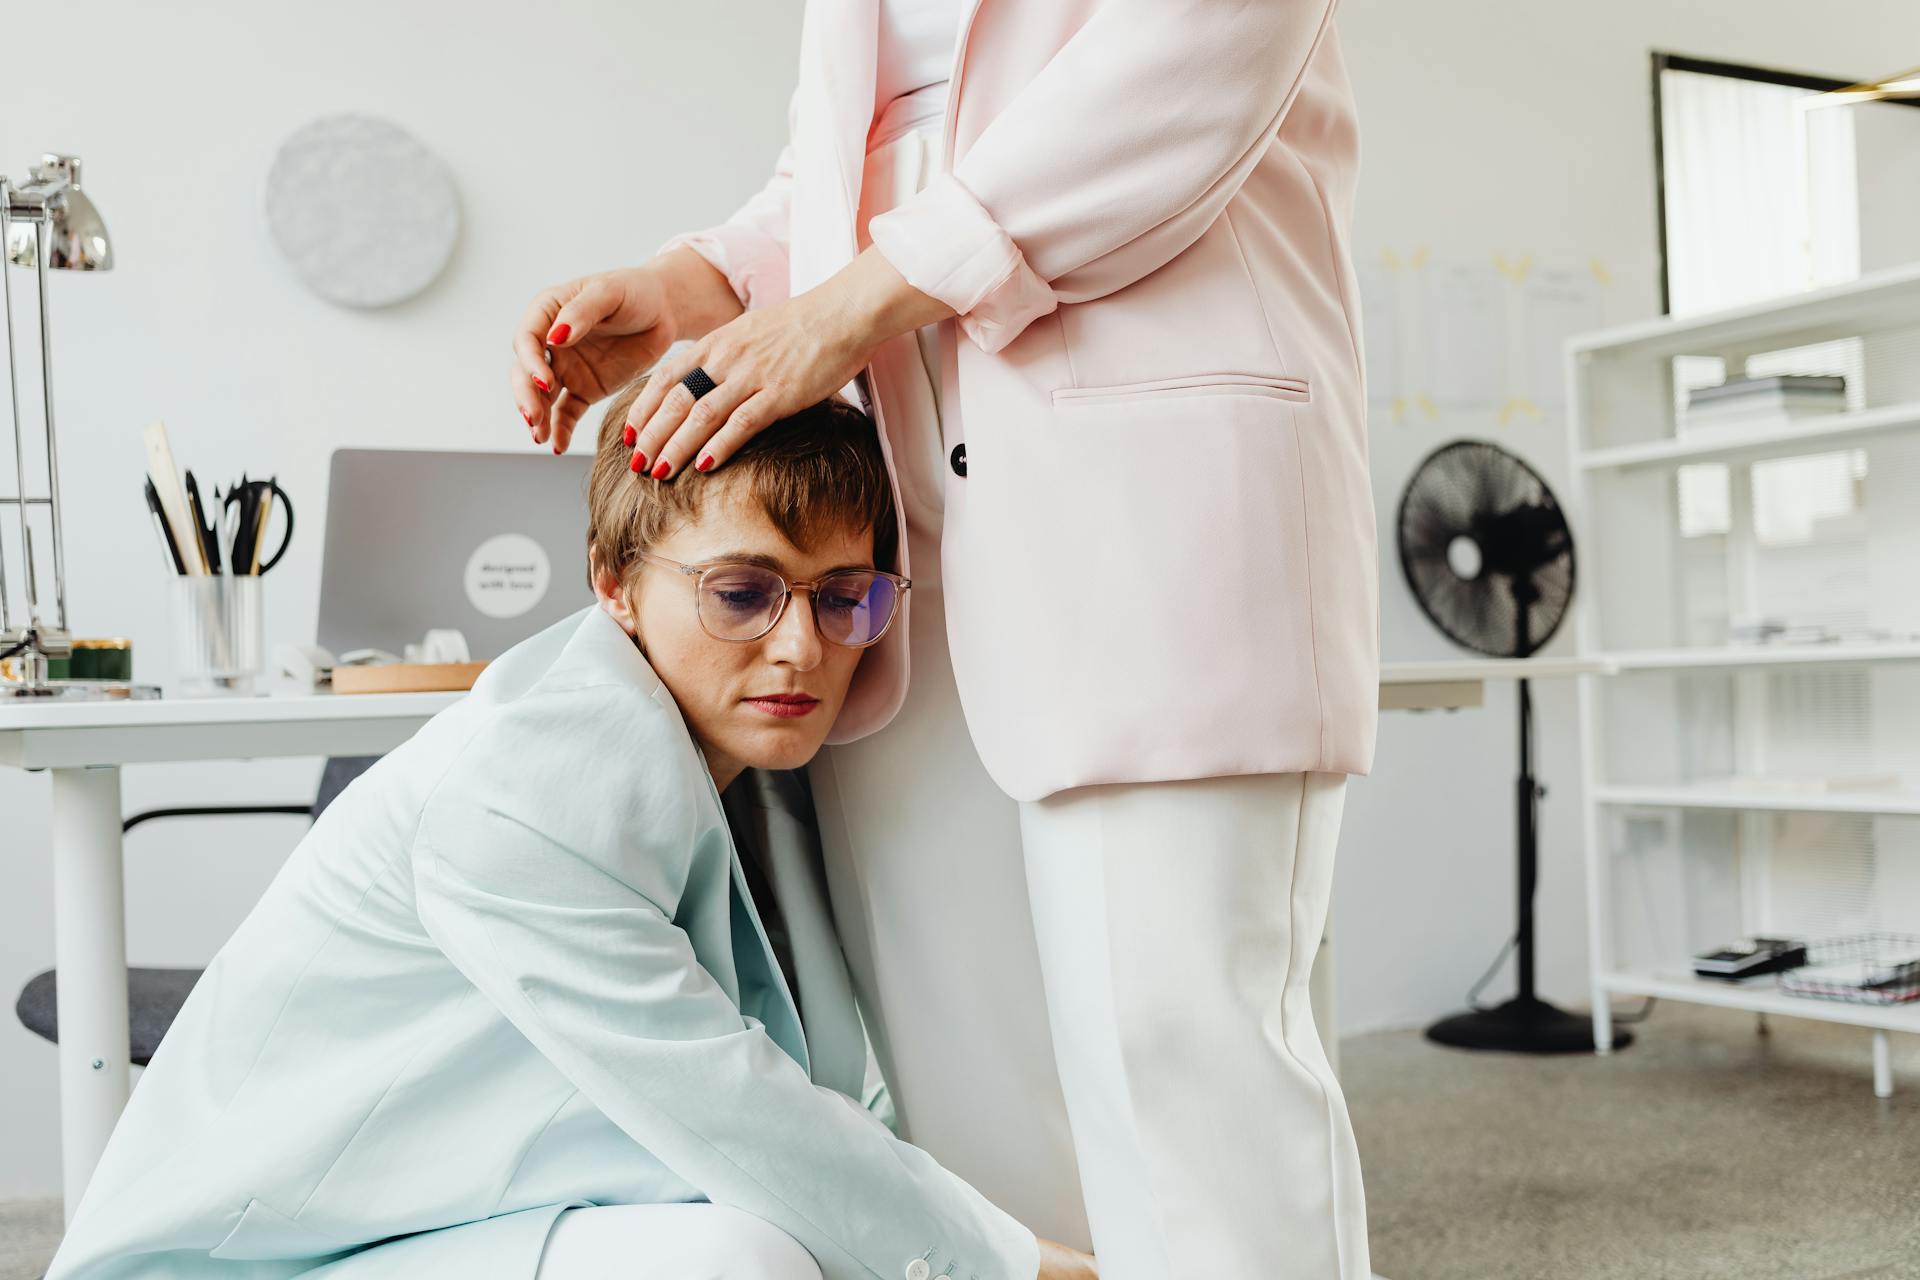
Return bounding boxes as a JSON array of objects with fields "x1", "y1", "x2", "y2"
[{"x1": 464, "y1": 533, "x2": 551, "y2": 619}]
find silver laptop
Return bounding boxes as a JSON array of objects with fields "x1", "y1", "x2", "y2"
[{"x1": 318, "y1": 448, "x2": 595, "y2": 662}]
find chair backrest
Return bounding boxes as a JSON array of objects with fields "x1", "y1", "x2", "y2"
[{"x1": 313, "y1": 756, "x2": 380, "y2": 819}]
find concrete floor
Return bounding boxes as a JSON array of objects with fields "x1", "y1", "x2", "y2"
[
  {"x1": 1348, "y1": 1001, "x2": 1920, "y2": 1279},
  {"x1": 4, "y1": 1001, "x2": 1916, "y2": 1279}
]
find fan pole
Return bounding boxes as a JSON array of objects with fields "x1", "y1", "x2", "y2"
[
  {"x1": 1516, "y1": 676, "x2": 1537, "y2": 1003},
  {"x1": 1424, "y1": 627, "x2": 1633, "y2": 1054}
]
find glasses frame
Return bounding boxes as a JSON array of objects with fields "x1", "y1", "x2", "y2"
[{"x1": 635, "y1": 551, "x2": 912, "y2": 649}]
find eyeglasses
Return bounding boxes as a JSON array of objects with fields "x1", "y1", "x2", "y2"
[{"x1": 636, "y1": 552, "x2": 911, "y2": 649}]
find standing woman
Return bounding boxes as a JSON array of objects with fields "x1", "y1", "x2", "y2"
[{"x1": 513, "y1": 1, "x2": 1378, "y2": 1275}]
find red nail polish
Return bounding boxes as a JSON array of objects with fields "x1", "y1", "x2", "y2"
[
  {"x1": 696, "y1": 455, "x2": 715, "y2": 473},
  {"x1": 547, "y1": 323, "x2": 571, "y2": 345},
  {"x1": 521, "y1": 410, "x2": 531, "y2": 427},
  {"x1": 622, "y1": 424, "x2": 637, "y2": 447},
  {"x1": 629, "y1": 452, "x2": 645, "y2": 474},
  {"x1": 651, "y1": 461, "x2": 671, "y2": 480},
  {"x1": 533, "y1": 377, "x2": 551, "y2": 394}
]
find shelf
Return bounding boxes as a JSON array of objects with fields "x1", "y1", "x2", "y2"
[
  {"x1": 1380, "y1": 656, "x2": 1610, "y2": 682},
  {"x1": 1602, "y1": 641, "x2": 1920, "y2": 671},
  {"x1": 1600, "y1": 969, "x2": 1920, "y2": 1034},
  {"x1": 1593, "y1": 783, "x2": 1920, "y2": 816},
  {"x1": 1568, "y1": 261, "x2": 1920, "y2": 360},
  {"x1": 1576, "y1": 400, "x2": 1920, "y2": 472}
]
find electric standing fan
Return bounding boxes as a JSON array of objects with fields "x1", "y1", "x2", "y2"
[{"x1": 1397, "y1": 440, "x2": 1629, "y2": 1054}]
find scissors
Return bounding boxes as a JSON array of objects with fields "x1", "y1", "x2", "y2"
[{"x1": 220, "y1": 476, "x2": 296, "y2": 575}]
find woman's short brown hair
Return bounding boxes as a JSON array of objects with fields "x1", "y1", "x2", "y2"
[{"x1": 585, "y1": 377, "x2": 897, "y2": 594}]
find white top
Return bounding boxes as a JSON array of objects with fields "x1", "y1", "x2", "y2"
[{"x1": 875, "y1": 0, "x2": 962, "y2": 113}]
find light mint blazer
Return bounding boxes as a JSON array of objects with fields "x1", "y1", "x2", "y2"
[{"x1": 48, "y1": 607, "x2": 1036, "y2": 1280}]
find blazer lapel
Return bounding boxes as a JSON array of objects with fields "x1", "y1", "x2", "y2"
[
  {"x1": 944, "y1": 0, "x2": 985, "y2": 161},
  {"x1": 795, "y1": 0, "x2": 879, "y2": 279},
  {"x1": 724, "y1": 846, "x2": 813, "y2": 1078}
]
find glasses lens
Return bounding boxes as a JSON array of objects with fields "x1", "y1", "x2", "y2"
[
  {"x1": 698, "y1": 566, "x2": 786, "y2": 640},
  {"x1": 814, "y1": 571, "x2": 899, "y2": 647}
]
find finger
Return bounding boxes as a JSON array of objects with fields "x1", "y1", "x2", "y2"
[
  {"x1": 541, "y1": 275, "x2": 625, "y2": 349},
  {"x1": 512, "y1": 327, "x2": 557, "y2": 398},
  {"x1": 625, "y1": 351, "x2": 701, "y2": 473},
  {"x1": 695, "y1": 390, "x2": 780, "y2": 473},
  {"x1": 549, "y1": 389, "x2": 590, "y2": 454},
  {"x1": 512, "y1": 364, "x2": 548, "y2": 445},
  {"x1": 513, "y1": 287, "x2": 571, "y2": 392},
  {"x1": 636, "y1": 380, "x2": 703, "y2": 479},
  {"x1": 657, "y1": 378, "x2": 756, "y2": 478},
  {"x1": 623, "y1": 348, "x2": 692, "y2": 445}
]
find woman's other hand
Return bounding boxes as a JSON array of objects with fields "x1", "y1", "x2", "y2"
[
  {"x1": 1037, "y1": 1237, "x2": 1098, "y2": 1280},
  {"x1": 620, "y1": 247, "x2": 952, "y2": 480},
  {"x1": 513, "y1": 250, "x2": 743, "y2": 454}
]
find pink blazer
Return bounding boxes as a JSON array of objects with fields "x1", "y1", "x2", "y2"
[{"x1": 669, "y1": 0, "x2": 1378, "y2": 802}]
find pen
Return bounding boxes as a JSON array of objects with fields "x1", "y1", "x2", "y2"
[
  {"x1": 185, "y1": 470, "x2": 222, "y2": 574},
  {"x1": 144, "y1": 478, "x2": 186, "y2": 574},
  {"x1": 251, "y1": 481, "x2": 275, "y2": 574},
  {"x1": 230, "y1": 476, "x2": 257, "y2": 575}
]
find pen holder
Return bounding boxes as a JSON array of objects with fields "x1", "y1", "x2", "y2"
[{"x1": 170, "y1": 576, "x2": 264, "y2": 695}]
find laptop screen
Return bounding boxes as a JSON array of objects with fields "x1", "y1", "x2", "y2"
[{"x1": 317, "y1": 448, "x2": 595, "y2": 662}]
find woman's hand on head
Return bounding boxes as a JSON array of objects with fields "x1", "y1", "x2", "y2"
[
  {"x1": 1037, "y1": 1237, "x2": 1098, "y2": 1280},
  {"x1": 512, "y1": 250, "x2": 744, "y2": 455},
  {"x1": 621, "y1": 246, "x2": 953, "y2": 480}
]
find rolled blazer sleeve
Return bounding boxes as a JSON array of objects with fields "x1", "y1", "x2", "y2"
[
  {"x1": 411, "y1": 686, "x2": 1036, "y2": 1280},
  {"x1": 868, "y1": 0, "x2": 1342, "y2": 352},
  {"x1": 659, "y1": 95, "x2": 798, "y2": 312}
]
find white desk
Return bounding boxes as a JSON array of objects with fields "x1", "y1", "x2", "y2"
[
  {"x1": 9, "y1": 658, "x2": 1600, "y2": 1221},
  {"x1": 0, "y1": 690, "x2": 458, "y2": 1218}
]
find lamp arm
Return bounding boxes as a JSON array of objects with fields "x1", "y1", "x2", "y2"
[
  {"x1": 0, "y1": 172, "x2": 75, "y2": 639},
  {"x1": 32, "y1": 217, "x2": 69, "y2": 633},
  {"x1": 0, "y1": 177, "x2": 22, "y2": 638}
]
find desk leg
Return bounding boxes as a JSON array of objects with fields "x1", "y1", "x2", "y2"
[{"x1": 50, "y1": 764, "x2": 130, "y2": 1223}]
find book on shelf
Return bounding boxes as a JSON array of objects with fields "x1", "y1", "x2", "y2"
[{"x1": 1682, "y1": 374, "x2": 1848, "y2": 431}]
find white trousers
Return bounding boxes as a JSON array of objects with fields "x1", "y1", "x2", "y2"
[
  {"x1": 809, "y1": 584, "x2": 1372, "y2": 1277},
  {"x1": 1021, "y1": 772, "x2": 1371, "y2": 1279},
  {"x1": 535, "y1": 1204, "x2": 820, "y2": 1279}
]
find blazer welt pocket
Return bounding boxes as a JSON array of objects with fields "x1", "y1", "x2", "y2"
[
  {"x1": 210, "y1": 1197, "x2": 355, "y2": 1262},
  {"x1": 1050, "y1": 373, "x2": 1311, "y2": 408}
]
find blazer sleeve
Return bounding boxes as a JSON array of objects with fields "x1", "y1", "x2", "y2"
[
  {"x1": 868, "y1": 0, "x2": 1343, "y2": 352},
  {"x1": 411, "y1": 687, "x2": 1036, "y2": 1280},
  {"x1": 658, "y1": 93, "x2": 798, "y2": 311}
]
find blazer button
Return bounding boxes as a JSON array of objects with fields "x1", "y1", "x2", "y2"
[
  {"x1": 906, "y1": 1260, "x2": 932, "y2": 1280},
  {"x1": 949, "y1": 443, "x2": 967, "y2": 477}
]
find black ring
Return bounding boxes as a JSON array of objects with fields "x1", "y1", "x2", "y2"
[{"x1": 680, "y1": 367, "x2": 718, "y2": 401}]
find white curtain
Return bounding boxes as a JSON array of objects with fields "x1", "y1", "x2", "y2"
[{"x1": 1661, "y1": 69, "x2": 1859, "y2": 315}]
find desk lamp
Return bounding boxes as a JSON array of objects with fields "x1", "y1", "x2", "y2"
[{"x1": 1, "y1": 153, "x2": 153, "y2": 699}]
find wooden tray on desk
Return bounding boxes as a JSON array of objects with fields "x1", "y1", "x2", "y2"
[{"x1": 332, "y1": 661, "x2": 487, "y2": 695}]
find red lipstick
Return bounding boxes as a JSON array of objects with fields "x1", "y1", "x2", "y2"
[{"x1": 745, "y1": 693, "x2": 820, "y2": 719}]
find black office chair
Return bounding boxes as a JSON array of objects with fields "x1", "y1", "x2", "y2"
[{"x1": 13, "y1": 756, "x2": 379, "y2": 1066}]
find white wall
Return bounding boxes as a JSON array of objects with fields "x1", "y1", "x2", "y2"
[
  {"x1": 1330, "y1": 0, "x2": 1920, "y2": 1034},
  {"x1": 3, "y1": 0, "x2": 1918, "y2": 1198},
  {"x1": 0, "y1": 0, "x2": 802, "y2": 1197}
]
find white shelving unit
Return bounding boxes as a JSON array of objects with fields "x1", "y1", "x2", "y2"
[{"x1": 1567, "y1": 263, "x2": 1920, "y2": 1098}]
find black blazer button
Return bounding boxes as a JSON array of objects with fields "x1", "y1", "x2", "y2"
[{"x1": 949, "y1": 443, "x2": 967, "y2": 477}]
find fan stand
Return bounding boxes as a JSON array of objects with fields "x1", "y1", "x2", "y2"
[{"x1": 1425, "y1": 583, "x2": 1633, "y2": 1055}]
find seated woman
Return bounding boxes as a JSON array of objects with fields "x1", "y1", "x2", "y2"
[{"x1": 48, "y1": 385, "x2": 1094, "y2": 1280}]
